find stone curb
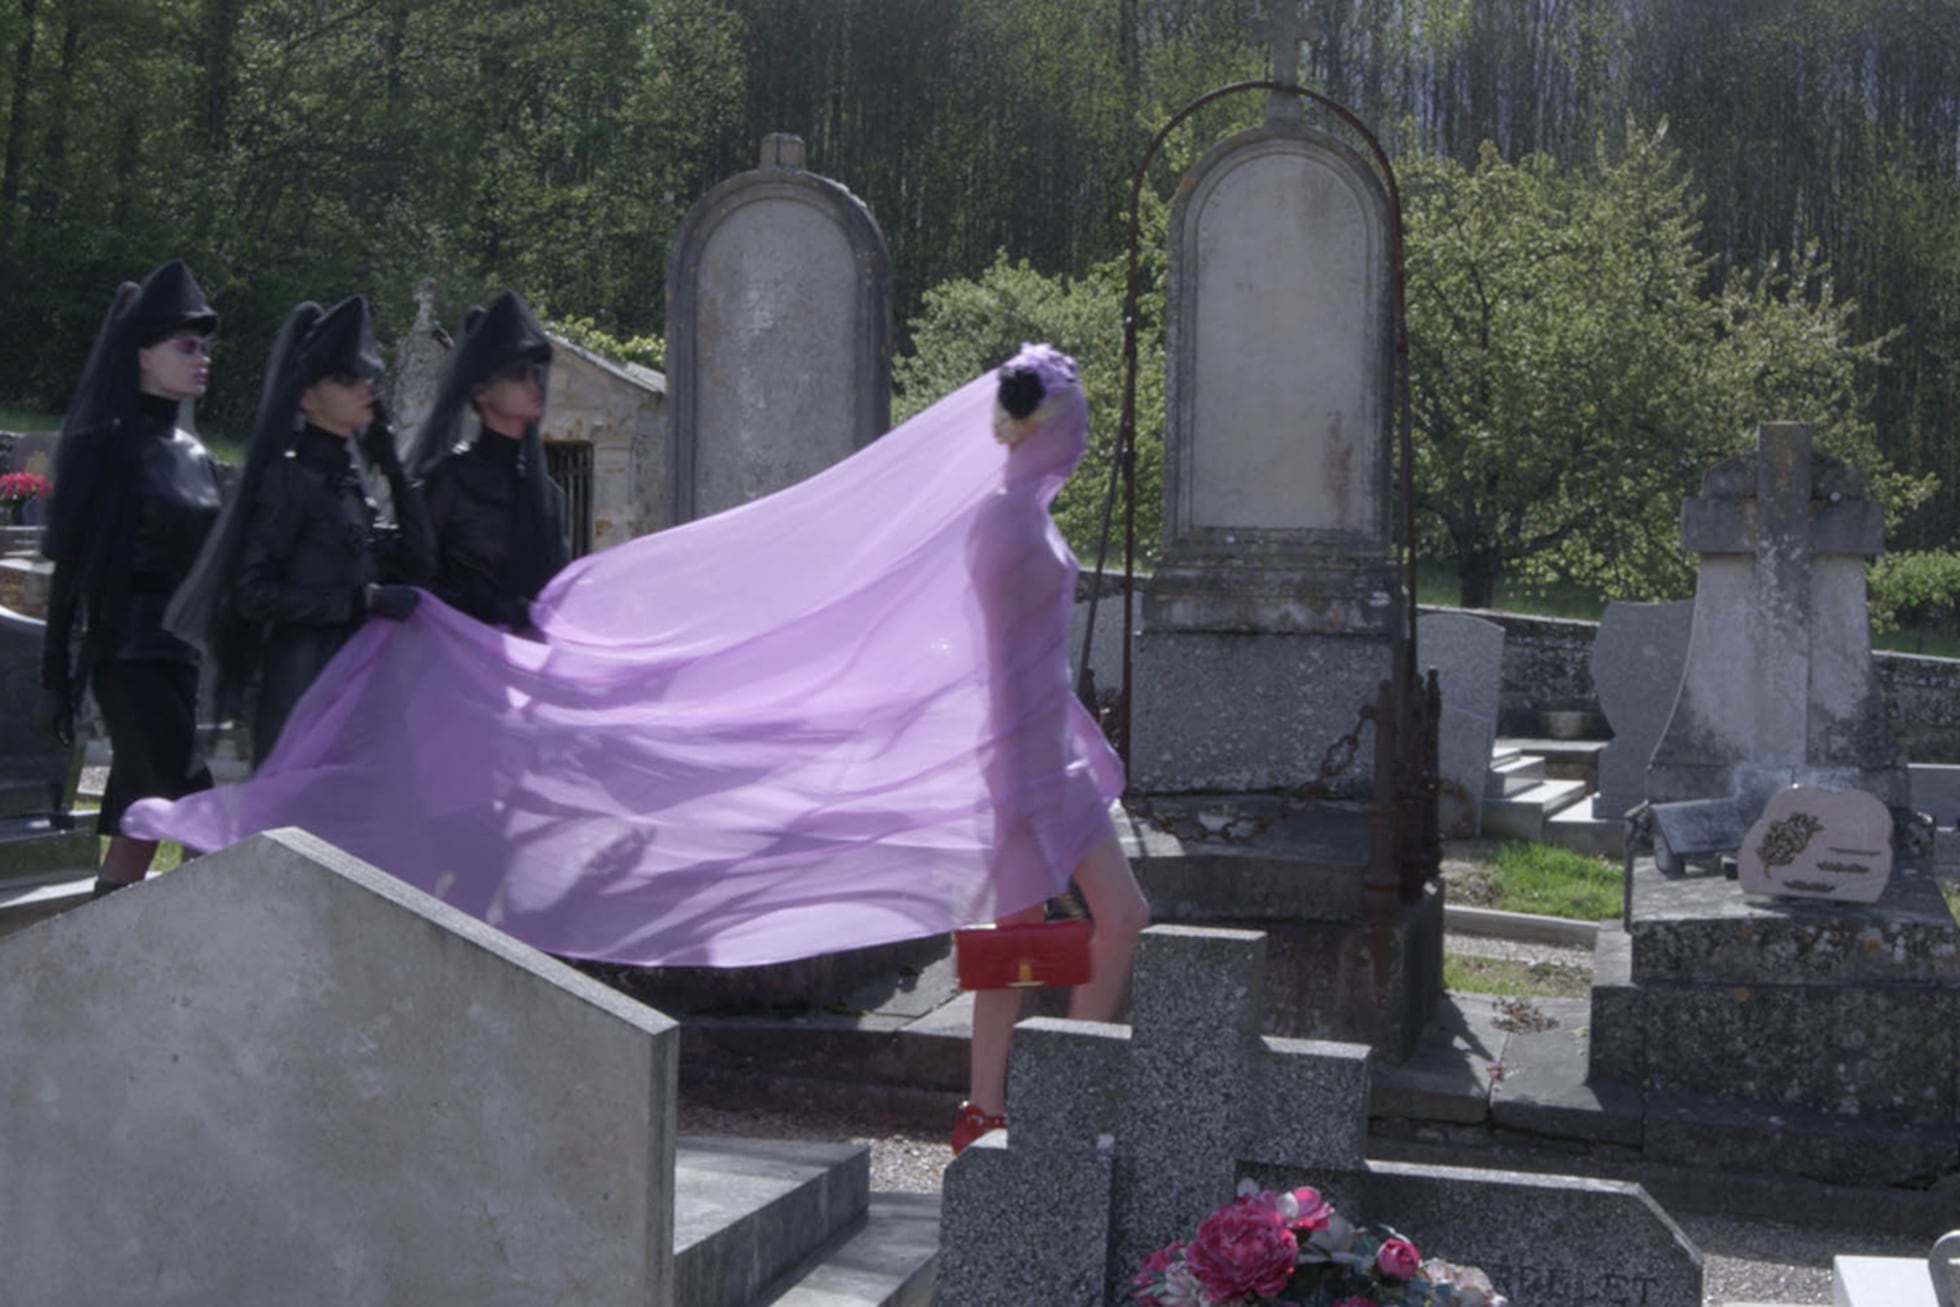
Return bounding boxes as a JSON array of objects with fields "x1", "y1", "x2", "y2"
[{"x1": 1442, "y1": 904, "x2": 1598, "y2": 949}]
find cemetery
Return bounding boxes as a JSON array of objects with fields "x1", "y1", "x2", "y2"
[{"x1": 4, "y1": 7, "x2": 1960, "y2": 1307}]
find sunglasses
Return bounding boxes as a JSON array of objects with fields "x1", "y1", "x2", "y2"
[
  {"x1": 165, "y1": 336, "x2": 214, "y2": 358},
  {"x1": 491, "y1": 359, "x2": 547, "y2": 385}
]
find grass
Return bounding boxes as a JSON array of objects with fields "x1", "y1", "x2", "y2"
[
  {"x1": 1443, "y1": 953, "x2": 1592, "y2": 999},
  {"x1": 1943, "y1": 880, "x2": 1960, "y2": 924},
  {"x1": 0, "y1": 406, "x2": 61, "y2": 432},
  {"x1": 1451, "y1": 840, "x2": 1624, "y2": 922},
  {"x1": 96, "y1": 837, "x2": 187, "y2": 874},
  {"x1": 1413, "y1": 560, "x2": 1619, "y2": 621}
]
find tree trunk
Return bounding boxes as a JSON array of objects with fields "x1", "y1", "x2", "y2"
[
  {"x1": 1457, "y1": 549, "x2": 1499, "y2": 610},
  {"x1": 1, "y1": 0, "x2": 41, "y2": 248}
]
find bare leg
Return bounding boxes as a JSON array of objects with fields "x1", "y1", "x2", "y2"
[
  {"x1": 1066, "y1": 831, "x2": 1150, "y2": 1023},
  {"x1": 965, "y1": 902, "x2": 1042, "y2": 1116},
  {"x1": 98, "y1": 835, "x2": 158, "y2": 886}
]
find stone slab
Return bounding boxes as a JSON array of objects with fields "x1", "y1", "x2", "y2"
[
  {"x1": 1246, "y1": 1159, "x2": 1704, "y2": 1307},
  {"x1": 937, "y1": 1135, "x2": 1109, "y2": 1307},
  {"x1": 1369, "y1": 993, "x2": 1507, "y2": 1124},
  {"x1": 1644, "y1": 1089, "x2": 1959, "y2": 1187},
  {"x1": 673, "y1": 1136, "x2": 868, "y2": 1307},
  {"x1": 0, "y1": 828, "x2": 680, "y2": 1306},
  {"x1": 770, "y1": 1193, "x2": 940, "y2": 1306},
  {"x1": 1629, "y1": 858, "x2": 1960, "y2": 987},
  {"x1": 1489, "y1": 998, "x2": 1645, "y2": 1147},
  {"x1": 1592, "y1": 600, "x2": 1694, "y2": 817},
  {"x1": 1738, "y1": 786, "x2": 1895, "y2": 903},
  {"x1": 0, "y1": 600, "x2": 70, "y2": 821},
  {"x1": 1587, "y1": 924, "x2": 1644, "y2": 1086},
  {"x1": 1130, "y1": 626, "x2": 1386, "y2": 793},
  {"x1": 1834, "y1": 1254, "x2": 1945, "y2": 1307},
  {"x1": 1912, "y1": 764, "x2": 1960, "y2": 828},
  {"x1": 1418, "y1": 611, "x2": 1505, "y2": 837}
]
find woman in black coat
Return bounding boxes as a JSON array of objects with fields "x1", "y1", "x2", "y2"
[
  {"x1": 407, "y1": 290, "x2": 569, "y2": 632},
  {"x1": 169, "y1": 295, "x2": 433, "y2": 765},
  {"x1": 38, "y1": 260, "x2": 224, "y2": 896}
]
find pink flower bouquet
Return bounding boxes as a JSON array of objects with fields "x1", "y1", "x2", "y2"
[
  {"x1": 1132, "y1": 1181, "x2": 1509, "y2": 1307},
  {"x1": 0, "y1": 471, "x2": 51, "y2": 504}
]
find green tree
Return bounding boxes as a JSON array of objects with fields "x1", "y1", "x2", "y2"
[{"x1": 1403, "y1": 122, "x2": 1930, "y2": 605}]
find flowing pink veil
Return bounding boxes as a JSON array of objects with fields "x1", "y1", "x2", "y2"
[{"x1": 126, "y1": 345, "x2": 1124, "y2": 967}]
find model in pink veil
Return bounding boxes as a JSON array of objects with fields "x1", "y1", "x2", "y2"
[{"x1": 127, "y1": 341, "x2": 1148, "y2": 1148}]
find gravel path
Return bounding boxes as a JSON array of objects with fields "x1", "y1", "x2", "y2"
[{"x1": 677, "y1": 1100, "x2": 1939, "y2": 1305}]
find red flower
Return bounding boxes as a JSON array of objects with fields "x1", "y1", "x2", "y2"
[
  {"x1": 1376, "y1": 1237, "x2": 1421, "y2": 1280},
  {"x1": 1289, "y1": 1186, "x2": 1333, "y2": 1232},
  {"x1": 1132, "y1": 1240, "x2": 1185, "y2": 1293},
  {"x1": 1186, "y1": 1201, "x2": 1298, "y2": 1302}
]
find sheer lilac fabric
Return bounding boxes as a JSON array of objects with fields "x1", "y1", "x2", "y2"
[{"x1": 126, "y1": 345, "x2": 1123, "y2": 967}]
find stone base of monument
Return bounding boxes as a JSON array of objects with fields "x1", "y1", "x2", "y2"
[
  {"x1": 1129, "y1": 628, "x2": 1388, "y2": 793},
  {"x1": 0, "y1": 813, "x2": 97, "y2": 883},
  {"x1": 1583, "y1": 855, "x2": 1960, "y2": 1186},
  {"x1": 1123, "y1": 801, "x2": 1444, "y2": 1061}
]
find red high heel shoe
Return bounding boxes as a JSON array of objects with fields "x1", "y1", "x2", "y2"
[{"x1": 950, "y1": 1101, "x2": 1007, "y2": 1156}]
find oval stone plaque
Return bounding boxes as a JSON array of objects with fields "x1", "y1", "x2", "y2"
[{"x1": 1737, "y1": 785, "x2": 1894, "y2": 903}]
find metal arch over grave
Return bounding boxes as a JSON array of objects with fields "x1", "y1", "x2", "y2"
[
  {"x1": 665, "y1": 132, "x2": 892, "y2": 526},
  {"x1": 1081, "y1": 2, "x2": 1443, "y2": 1064},
  {"x1": 938, "y1": 925, "x2": 1705, "y2": 1307}
]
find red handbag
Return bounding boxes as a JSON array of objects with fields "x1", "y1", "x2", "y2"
[{"x1": 954, "y1": 917, "x2": 1093, "y2": 990}]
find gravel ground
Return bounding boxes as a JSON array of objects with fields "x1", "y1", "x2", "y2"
[{"x1": 678, "y1": 1102, "x2": 1939, "y2": 1306}]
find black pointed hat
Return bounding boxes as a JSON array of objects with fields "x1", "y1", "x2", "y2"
[
  {"x1": 288, "y1": 294, "x2": 383, "y2": 388},
  {"x1": 128, "y1": 259, "x2": 218, "y2": 346},
  {"x1": 464, "y1": 290, "x2": 553, "y2": 375}
]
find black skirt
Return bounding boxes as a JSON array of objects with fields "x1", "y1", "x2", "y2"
[{"x1": 91, "y1": 658, "x2": 213, "y2": 838}]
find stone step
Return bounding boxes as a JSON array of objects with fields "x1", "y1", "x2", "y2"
[
  {"x1": 1481, "y1": 777, "x2": 1591, "y2": 841},
  {"x1": 759, "y1": 1193, "x2": 940, "y2": 1306},
  {"x1": 1834, "y1": 1252, "x2": 1947, "y2": 1305},
  {"x1": 1484, "y1": 751, "x2": 1545, "y2": 799},
  {"x1": 674, "y1": 1136, "x2": 871, "y2": 1307},
  {"x1": 0, "y1": 869, "x2": 94, "y2": 940},
  {"x1": 1544, "y1": 794, "x2": 1627, "y2": 859}
]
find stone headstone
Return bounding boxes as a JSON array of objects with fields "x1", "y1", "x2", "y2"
[
  {"x1": 1130, "y1": 15, "x2": 1399, "y2": 794},
  {"x1": 0, "y1": 602, "x2": 90, "y2": 883},
  {"x1": 940, "y1": 924, "x2": 1703, "y2": 1307},
  {"x1": 1649, "y1": 423, "x2": 1907, "y2": 817},
  {"x1": 1591, "y1": 599, "x2": 1693, "y2": 819},
  {"x1": 384, "y1": 278, "x2": 447, "y2": 444},
  {"x1": 1737, "y1": 785, "x2": 1895, "y2": 903},
  {"x1": 665, "y1": 132, "x2": 891, "y2": 524},
  {"x1": 1835, "y1": 1231, "x2": 1960, "y2": 1307},
  {"x1": 0, "y1": 828, "x2": 680, "y2": 1305},
  {"x1": 3, "y1": 430, "x2": 59, "y2": 481},
  {"x1": 1418, "y1": 611, "x2": 1504, "y2": 836}
]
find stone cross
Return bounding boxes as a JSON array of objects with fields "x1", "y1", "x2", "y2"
[
  {"x1": 1249, "y1": 3, "x2": 1325, "y2": 123},
  {"x1": 1647, "y1": 422, "x2": 1907, "y2": 815},
  {"x1": 939, "y1": 925, "x2": 1371, "y2": 1305}
]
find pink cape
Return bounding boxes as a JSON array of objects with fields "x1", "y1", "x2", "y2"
[{"x1": 127, "y1": 349, "x2": 1124, "y2": 967}]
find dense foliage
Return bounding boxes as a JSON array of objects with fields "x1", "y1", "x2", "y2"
[{"x1": 2, "y1": 1, "x2": 1956, "y2": 598}]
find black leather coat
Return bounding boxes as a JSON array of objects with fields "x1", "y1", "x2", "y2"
[
  {"x1": 234, "y1": 424, "x2": 432, "y2": 759},
  {"x1": 40, "y1": 395, "x2": 222, "y2": 691},
  {"x1": 422, "y1": 431, "x2": 568, "y2": 629}
]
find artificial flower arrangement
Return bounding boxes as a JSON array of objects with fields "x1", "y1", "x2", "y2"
[
  {"x1": 1132, "y1": 1180, "x2": 1510, "y2": 1307},
  {"x1": 0, "y1": 471, "x2": 51, "y2": 504}
]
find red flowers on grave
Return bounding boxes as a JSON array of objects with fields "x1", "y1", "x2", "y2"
[
  {"x1": 1132, "y1": 1180, "x2": 1509, "y2": 1306},
  {"x1": 0, "y1": 471, "x2": 51, "y2": 503}
]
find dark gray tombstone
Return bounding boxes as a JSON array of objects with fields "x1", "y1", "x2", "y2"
[
  {"x1": 665, "y1": 132, "x2": 891, "y2": 524},
  {"x1": 1419, "y1": 612, "x2": 1504, "y2": 836},
  {"x1": 940, "y1": 924, "x2": 1705, "y2": 1307},
  {"x1": 1591, "y1": 600, "x2": 1693, "y2": 820}
]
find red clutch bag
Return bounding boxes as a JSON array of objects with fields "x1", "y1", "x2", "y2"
[{"x1": 954, "y1": 919, "x2": 1093, "y2": 990}]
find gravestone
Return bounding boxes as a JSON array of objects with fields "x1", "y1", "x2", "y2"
[
  {"x1": 1591, "y1": 599, "x2": 1693, "y2": 820},
  {"x1": 1737, "y1": 784, "x2": 1894, "y2": 903},
  {"x1": 384, "y1": 278, "x2": 448, "y2": 443},
  {"x1": 1130, "y1": 9, "x2": 1399, "y2": 795},
  {"x1": 1835, "y1": 1230, "x2": 1960, "y2": 1307},
  {"x1": 665, "y1": 132, "x2": 891, "y2": 525},
  {"x1": 0, "y1": 828, "x2": 681, "y2": 1305},
  {"x1": 1418, "y1": 611, "x2": 1504, "y2": 836},
  {"x1": 940, "y1": 924, "x2": 1703, "y2": 1306},
  {"x1": 1649, "y1": 423, "x2": 1907, "y2": 818},
  {"x1": 0, "y1": 603, "x2": 91, "y2": 879}
]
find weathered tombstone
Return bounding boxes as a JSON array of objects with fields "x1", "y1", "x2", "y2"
[
  {"x1": 1130, "y1": 9, "x2": 1399, "y2": 795},
  {"x1": 1418, "y1": 611, "x2": 1504, "y2": 836},
  {"x1": 1591, "y1": 599, "x2": 1693, "y2": 820},
  {"x1": 384, "y1": 278, "x2": 448, "y2": 443},
  {"x1": 0, "y1": 604, "x2": 92, "y2": 880},
  {"x1": 665, "y1": 132, "x2": 891, "y2": 524},
  {"x1": 1649, "y1": 422, "x2": 1907, "y2": 817},
  {"x1": 940, "y1": 924, "x2": 1704, "y2": 1306},
  {"x1": 1737, "y1": 785, "x2": 1895, "y2": 903},
  {"x1": 0, "y1": 828, "x2": 681, "y2": 1305}
]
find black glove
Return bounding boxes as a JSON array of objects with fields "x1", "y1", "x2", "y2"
[
  {"x1": 493, "y1": 595, "x2": 533, "y2": 631},
  {"x1": 35, "y1": 685, "x2": 74, "y2": 749},
  {"x1": 359, "y1": 397, "x2": 403, "y2": 471},
  {"x1": 364, "y1": 584, "x2": 420, "y2": 622}
]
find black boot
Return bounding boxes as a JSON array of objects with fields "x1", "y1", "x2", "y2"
[{"x1": 91, "y1": 878, "x2": 134, "y2": 900}]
